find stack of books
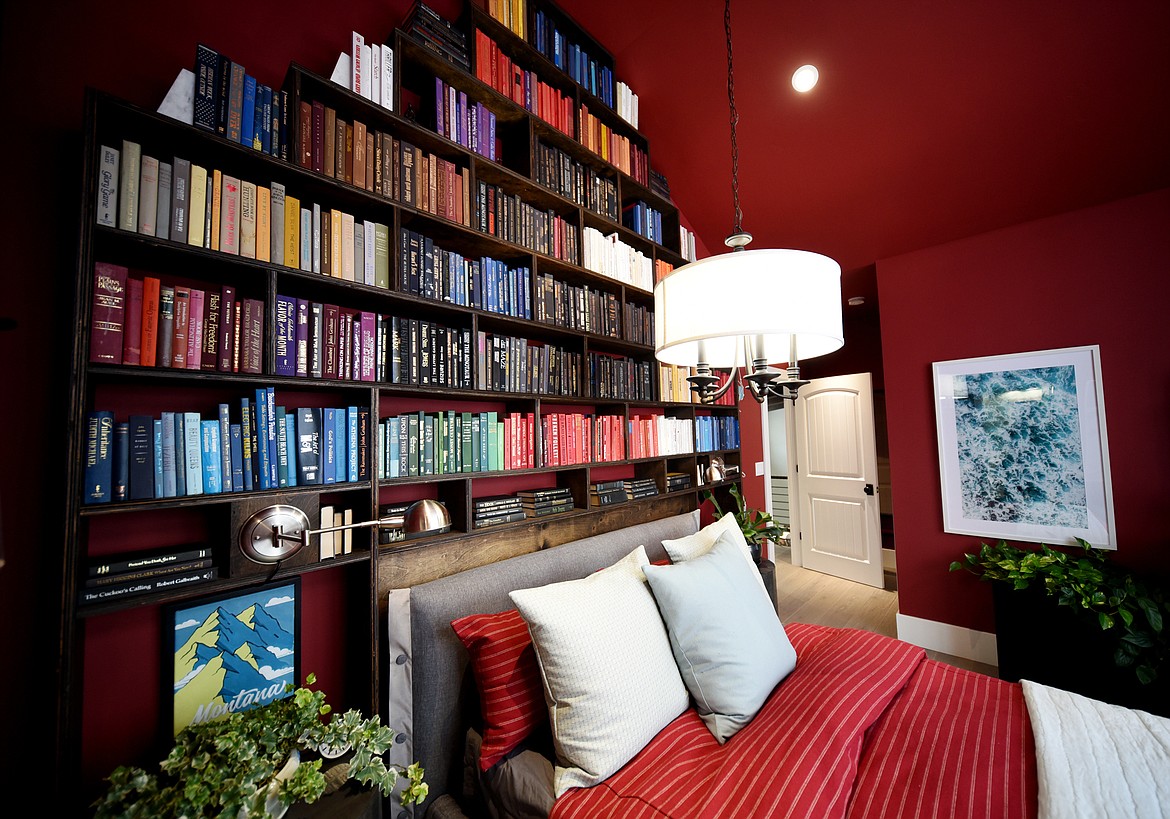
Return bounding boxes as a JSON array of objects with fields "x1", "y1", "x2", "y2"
[
  {"x1": 589, "y1": 479, "x2": 628, "y2": 507},
  {"x1": 518, "y1": 487, "x2": 574, "y2": 518},
  {"x1": 79, "y1": 545, "x2": 217, "y2": 606},
  {"x1": 473, "y1": 494, "x2": 525, "y2": 528},
  {"x1": 623, "y1": 477, "x2": 658, "y2": 500},
  {"x1": 377, "y1": 502, "x2": 411, "y2": 544},
  {"x1": 402, "y1": 1, "x2": 469, "y2": 71},
  {"x1": 666, "y1": 472, "x2": 692, "y2": 493},
  {"x1": 649, "y1": 168, "x2": 671, "y2": 200}
]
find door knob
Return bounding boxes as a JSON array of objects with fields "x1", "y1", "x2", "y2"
[{"x1": 864, "y1": 483, "x2": 875, "y2": 496}]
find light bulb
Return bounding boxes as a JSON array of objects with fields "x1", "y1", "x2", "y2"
[{"x1": 792, "y1": 64, "x2": 819, "y2": 93}]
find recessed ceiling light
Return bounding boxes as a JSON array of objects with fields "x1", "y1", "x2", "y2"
[
  {"x1": 792, "y1": 64, "x2": 819, "y2": 93},
  {"x1": 848, "y1": 296, "x2": 865, "y2": 306}
]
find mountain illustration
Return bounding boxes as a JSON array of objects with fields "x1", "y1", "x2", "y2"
[{"x1": 171, "y1": 599, "x2": 295, "y2": 734}]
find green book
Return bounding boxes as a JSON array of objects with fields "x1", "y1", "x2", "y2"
[
  {"x1": 472, "y1": 413, "x2": 483, "y2": 472},
  {"x1": 486, "y1": 412, "x2": 500, "y2": 472},
  {"x1": 461, "y1": 411, "x2": 474, "y2": 472},
  {"x1": 407, "y1": 414, "x2": 419, "y2": 477},
  {"x1": 422, "y1": 412, "x2": 435, "y2": 475}
]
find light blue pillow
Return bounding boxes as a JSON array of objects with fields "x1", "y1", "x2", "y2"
[{"x1": 644, "y1": 530, "x2": 797, "y2": 743}]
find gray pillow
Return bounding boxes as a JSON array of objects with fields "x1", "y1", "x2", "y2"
[{"x1": 644, "y1": 530, "x2": 797, "y2": 743}]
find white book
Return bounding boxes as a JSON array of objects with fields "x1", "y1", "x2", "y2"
[
  {"x1": 312, "y1": 202, "x2": 322, "y2": 274},
  {"x1": 381, "y1": 45, "x2": 394, "y2": 111},
  {"x1": 300, "y1": 207, "x2": 312, "y2": 271},
  {"x1": 137, "y1": 154, "x2": 159, "y2": 236},
  {"x1": 319, "y1": 504, "x2": 335, "y2": 560},
  {"x1": 341, "y1": 212, "x2": 356, "y2": 281},
  {"x1": 270, "y1": 182, "x2": 285, "y2": 266},
  {"x1": 353, "y1": 221, "x2": 364, "y2": 284},
  {"x1": 239, "y1": 180, "x2": 257, "y2": 259},
  {"x1": 155, "y1": 161, "x2": 173, "y2": 240},
  {"x1": 351, "y1": 32, "x2": 364, "y2": 96},
  {"x1": 361, "y1": 43, "x2": 372, "y2": 100},
  {"x1": 183, "y1": 411, "x2": 204, "y2": 496},
  {"x1": 96, "y1": 145, "x2": 120, "y2": 227},
  {"x1": 371, "y1": 44, "x2": 381, "y2": 109},
  {"x1": 363, "y1": 219, "x2": 376, "y2": 285},
  {"x1": 118, "y1": 139, "x2": 141, "y2": 231},
  {"x1": 342, "y1": 508, "x2": 353, "y2": 554}
]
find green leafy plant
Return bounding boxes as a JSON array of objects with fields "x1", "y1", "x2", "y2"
[
  {"x1": 92, "y1": 673, "x2": 427, "y2": 818},
  {"x1": 951, "y1": 539, "x2": 1168, "y2": 684},
  {"x1": 704, "y1": 484, "x2": 786, "y2": 561}
]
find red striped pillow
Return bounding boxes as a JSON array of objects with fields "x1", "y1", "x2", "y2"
[{"x1": 452, "y1": 608, "x2": 547, "y2": 771}]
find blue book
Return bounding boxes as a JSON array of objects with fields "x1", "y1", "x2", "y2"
[
  {"x1": 240, "y1": 74, "x2": 256, "y2": 147},
  {"x1": 253, "y1": 389, "x2": 270, "y2": 490},
  {"x1": 266, "y1": 387, "x2": 278, "y2": 488},
  {"x1": 388, "y1": 417, "x2": 399, "y2": 479},
  {"x1": 260, "y1": 84, "x2": 273, "y2": 154},
  {"x1": 153, "y1": 419, "x2": 164, "y2": 499},
  {"x1": 276, "y1": 406, "x2": 288, "y2": 488},
  {"x1": 229, "y1": 423, "x2": 244, "y2": 492},
  {"x1": 252, "y1": 82, "x2": 264, "y2": 150},
  {"x1": 295, "y1": 407, "x2": 322, "y2": 485},
  {"x1": 335, "y1": 408, "x2": 346, "y2": 483},
  {"x1": 160, "y1": 411, "x2": 178, "y2": 498},
  {"x1": 240, "y1": 397, "x2": 254, "y2": 491},
  {"x1": 347, "y1": 406, "x2": 359, "y2": 482},
  {"x1": 183, "y1": 411, "x2": 204, "y2": 495},
  {"x1": 173, "y1": 412, "x2": 187, "y2": 496},
  {"x1": 200, "y1": 420, "x2": 223, "y2": 494},
  {"x1": 274, "y1": 295, "x2": 296, "y2": 376},
  {"x1": 322, "y1": 407, "x2": 337, "y2": 484},
  {"x1": 83, "y1": 411, "x2": 115, "y2": 505},
  {"x1": 284, "y1": 413, "x2": 297, "y2": 487},
  {"x1": 218, "y1": 404, "x2": 232, "y2": 491},
  {"x1": 128, "y1": 414, "x2": 155, "y2": 500}
]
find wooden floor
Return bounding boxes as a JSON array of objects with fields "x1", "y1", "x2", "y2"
[{"x1": 773, "y1": 548, "x2": 998, "y2": 677}]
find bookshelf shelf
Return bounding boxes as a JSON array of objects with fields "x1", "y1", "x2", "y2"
[{"x1": 55, "y1": 0, "x2": 739, "y2": 807}]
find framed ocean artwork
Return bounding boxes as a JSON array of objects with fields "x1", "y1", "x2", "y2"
[
  {"x1": 932, "y1": 345, "x2": 1115, "y2": 549},
  {"x1": 162, "y1": 578, "x2": 301, "y2": 737}
]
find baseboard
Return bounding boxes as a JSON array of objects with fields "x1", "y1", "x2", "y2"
[
  {"x1": 882, "y1": 548, "x2": 896, "y2": 572},
  {"x1": 896, "y1": 612, "x2": 998, "y2": 667}
]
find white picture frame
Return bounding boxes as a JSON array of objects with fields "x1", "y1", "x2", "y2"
[{"x1": 932, "y1": 344, "x2": 1115, "y2": 549}]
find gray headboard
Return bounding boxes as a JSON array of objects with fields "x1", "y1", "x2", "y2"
[{"x1": 384, "y1": 510, "x2": 700, "y2": 818}]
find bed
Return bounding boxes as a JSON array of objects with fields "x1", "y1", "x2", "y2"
[{"x1": 384, "y1": 510, "x2": 1170, "y2": 819}]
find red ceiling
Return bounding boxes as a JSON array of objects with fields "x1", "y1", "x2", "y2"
[{"x1": 555, "y1": 0, "x2": 1170, "y2": 304}]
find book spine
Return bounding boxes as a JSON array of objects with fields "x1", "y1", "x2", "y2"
[
  {"x1": 82, "y1": 411, "x2": 115, "y2": 504},
  {"x1": 117, "y1": 139, "x2": 140, "y2": 231},
  {"x1": 121, "y1": 277, "x2": 142, "y2": 364},
  {"x1": 112, "y1": 421, "x2": 129, "y2": 502},
  {"x1": 296, "y1": 407, "x2": 322, "y2": 485},
  {"x1": 85, "y1": 557, "x2": 214, "y2": 587},
  {"x1": 89, "y1": 263, "x2": 128, "y2": 365},
  {"x1": 274, "y1": 295, "x2": 296, "y2": 377},
  {"x1": 137, "y1": 154, "x2": 158, "y2": 236},
  {"x1": 96, "y1": 144, "x2": 120, "y2": 227},
  {"x1": 254, "y1": 388, "x2": 271, "y2": 490},
  {"x1": 89, "y1": 545, "x2": 214, "y2": 577},
  {"x1": 155, "y1": 160, "x2": 172, "y2": 240},
  {"x1": 218, "y1": 403, "x2": 232, "y2": 493},
  {"x1": 160, "y1": 411, "x2": 177, "y2": 497},
  {"x1": 183, "y1": 411, "x2": 204, "y2": 495},
  {"x1": 194, "y1": 44, "x2": 219, "y2": 131},
  {"x1": 217, "y1": 285, "x2": 236, "y2": 373},
  {"x1": 78, "y1": 567, "x2": 219, "y2": 606},
  {"x1": 128, "y1": 414, "x2": 154, "y2": 500},
  {"x1": 200, "y1": 419, "x2": 223, "y2": 494}
]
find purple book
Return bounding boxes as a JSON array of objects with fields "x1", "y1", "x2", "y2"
[
  {"x1": 89, "y1": 263, "x2": 128, "y2": 365},
  {"x1": 295, "y1": 299, "x2": 309, "y2": 377},
  {"x1": 274, "y1": 294, "x2": 296, "y2": 377},
  {"x1": 360, "y1": 311, "x2": 376, "y2": 382},
  {"x1": 436, "y1": 77, "x2": 445, "y2": 138}
]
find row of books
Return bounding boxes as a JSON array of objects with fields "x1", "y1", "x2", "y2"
[
  {"x1": 542, "y1": 412, "x2": 627, "y2": 467},
  {"x1": 666, "y1": 471, "x2": 693, "y2": 492},
  {"x1": 582, "y1": 227, "x2": 655, "y2": 292},
  {"x1": 623, "y1": 477, "x2": 659, "y2": 500},
  {"x1": 79, "y1": 545, "x2": 219, "y2": 606},
  {"x1": 649, "y1": 168, "x2": 671, "y2": 200},
  {"x1": 346, "y1": 32, "x2": 395, "y2": 112},
  {"x1": 696, "y1": 415, "x2": 742, "y2": 452},
  {"x1": 622, "y1": 200, "x2": 665, "y2": 245},
  {"x1": 97, "y1": 139, "x2": 392, "y2": 284},
  {"x1": 533, "y1": 10, "x2": 614, "y2": 109},
  {"x1": 533, "y1": 273, "x2": 621, "y2": 339},
  {"x1": 615, "y1": 82, "x2": 639, "y2": 129},
  {"x1": 659, "y1": 364, "x2": 738, "y2": 406},
  {"x1": 476, "y1": 180, "x2": 581, "y2": 263},
  {"x1": 472, "y1": 493, "x2": 526, "y2": 528},
  {"x1": 377, "y1": 409, "x2": 537, "y2": 479},
  {"x1": 534, "y1": 139, "x2": 619, "y2": 221},
  {"x1": 83, "y1": 391, "x2": 369, "y2": 505},
  {"x1": 297, "y1": 98, "x2": 472, "y2": 228},
  {"x1": 90, "y1": 264, "x2": 262, "y2": 374},
  {"x1": 405, "y1": 1, "x2": 470, "y2": 71},
  {"x1": 475, "y1": 330, "x2": 583, "y2": 395},
  {"x1": 475, "y1": 30, "x2": 575, "y2": 138},
  {"x1": 578, "y1": 105, "x2": 648, "y2": 184},
  {"x1": 318, "y1": 505, "x2": 357, "y2": 561},
  {"x1": 587, "y1": 351, "x2": 655, "y2": 401},
  {"x1": 399, "y1": 228, "x2": 532, "y2": 319},
  {"x1": 433, "y1": 77, "x2": 499, "y2": 161},
  {"x1": 624, "y1": 302, "x2": 654, "y2": 347},
  {"x1": 482, "y1": 0, "x2": 527, "y2": 39},
  {"x1": 194, "y1": 44, "x2": 287, "y2": 159},
  {"x1": 627, "y1": 415, "x2": 699, "y2": 459}
]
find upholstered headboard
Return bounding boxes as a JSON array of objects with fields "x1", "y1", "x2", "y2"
[{"x1": 384, "y1": 510, "x2": 700, "y2": 818}]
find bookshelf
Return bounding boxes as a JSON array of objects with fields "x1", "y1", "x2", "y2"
[{"x1": 57, "y1": 0, "x2": 740, "y2": 807}]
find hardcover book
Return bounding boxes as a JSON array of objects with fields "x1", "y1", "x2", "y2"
[
  {"x1": 160, "y1": 411, "x2": 178, "y2": 498},
  {"x1": 270, "y1": 182, "x2": 286, "y2": 266},
  {"x1": 172, "y1": 413, "x2": 187, "y2": 496},
  {"x1": 88, "y1": 544, "x2": 213, "y2": 577},
  {"x1": 187, "y1": 164, "x2": 208, "y2": 247},
  {"x1": 193, "y1": 44, "x2": 219, "y2": 132},
  {"x1": 170, "y1": 286, "x2": 190, "y2": 368},
  {"x1": 89, "y1": 263, "x2": 128, "y2": 365},
  {"x1": 112, "y1": 420, "x2": 130, "y2": 502},
  {"x1": 156, "y1": 160, "x2": 172, "y2": 240},
  {"x1": 274, "y1": 295, "x2": 296, "y2": 376},
  {"x1": 118, "y1": 140, "x2": 141, "y2": 231},
  {"x1": 137, "y1": 154, "x2": 159, "y2": 236},
  {"x1": 227, "y1": 60, "x2": 246, "y2": 143},
  {"x1": 256, "y1": 185, "x2": 271, "y2": 262},
  {"x1": 85, "y1": 556, "x2": 214, "y2": 588},
  {"x1": 183, "y1": 411, "x2": 204, "y2": 495},
  {"x1": 217, "y1": 285, "x2": 236, "y2": 372},
  {"x1": 186, "y1": 288, "x2": 204, "y2": 369},
  {"x1": 170, "y1": 157, "x2": 190, "y2": 244},
  {"x1": 219, "y1": 174, "x2": 241, "y2": 255},
  {"x1": 83, "y1": 410, "x2": 115, "y2": 504},
  {"x1": 122, "y1": 277, "x2": 143, "y2": 366},
  {"x1": 200, "y1": 289, "x2": 220, "y2": 372},
  {"x1": 239, "y1": 180, "x2": 257, "y2": 259},
  {"x1": 296, "y1": 407, "x2": 322, "y2": 485},
  {"x1": 96, "y1": 144, "x2": 119, "y2": 227},
  {"x1": 78, "y1": 566, "x2": 218, "y2": 606},
  {"x1": 200, "y1": 419, "x2": 223, "y2": 494}
]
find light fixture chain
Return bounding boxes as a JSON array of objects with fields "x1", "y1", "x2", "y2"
[{"x1": 725, "y1": 0, "x2": 743, "y2": 235}]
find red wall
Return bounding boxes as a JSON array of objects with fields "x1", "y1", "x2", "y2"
[{"x1": 878, "y1": 188, "x2": 1170, "y2": 633}]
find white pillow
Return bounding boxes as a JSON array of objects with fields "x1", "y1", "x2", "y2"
[
  {"x1": 645, "y1": 530, "x2": 797, "y2": 743},
  {"x1": 509, "y1": 546, "x2": 689, "y2": 796},
  {"x1": 661, "y1": 511, "x2": 769, "y2": 596}
]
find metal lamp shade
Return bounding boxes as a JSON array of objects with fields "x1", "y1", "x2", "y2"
[
  {"x1": 653, "y1": 248, "x2": 844, "y2": 368},
  {"x1": 403, "y1": 498, "x2": 452, "y2": 537}
]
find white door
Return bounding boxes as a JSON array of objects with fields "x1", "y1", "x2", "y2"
[{"x1": 793, "y1": 373, "x2": 884, "y2": 587}]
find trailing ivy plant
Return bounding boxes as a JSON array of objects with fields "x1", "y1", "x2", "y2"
[
  {"x1": 950, "y1": 539, "x2": 1168, "y2": 685},
  {"x1": 92, "y1": 673, "x2": 427, "y2": 818},
  {"x1": 704, "y1": 483, "x2": 786, "y2": 560}
]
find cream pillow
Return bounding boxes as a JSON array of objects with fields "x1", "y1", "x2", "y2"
[
  {"x1": 661, "y1": 511, "x2": 769, "y2": 596},
  {"x1": 509, "y1": 546, "x2": 689, "y2": 796}
]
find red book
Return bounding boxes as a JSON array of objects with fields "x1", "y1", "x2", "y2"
[
  {"x1": 140, "y1": 276, "x2": 160, "y2": 367},
  {"x1": 170, "y1": 286, "x2": 191, "y2": 368},
  {"x1": 122, "y1": 277, "x2": 143, "y2": 365},
  {"x1": 323, "y1": 304, "x2": 340, "y2": 379},
  {"x1": 311, "y1": 100, "x2": 324, "y2": 173},
  {"x1": 240, "y1": 298, "x2": 263, "y2": 374},
  {"x1": 200, "y1": 288, "x2": 221, "y2": 372},
  {"x1": 218, "y1": 285, "x2": 236, "y2": 373},
  {"x1": 89, "y1": 262, "x2": 128, "y2": 365},
  {"x1": 232, "y1": 305, "x2": 242, "y2": 372},
  {"x1": 299, "y1": 100, "x2": 312, "y2": 169},
  {"x1": 186, "y1": 288, "x2": 204, "y2": 370}
]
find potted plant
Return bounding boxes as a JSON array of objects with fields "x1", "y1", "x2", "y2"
[
  {"x1": 951, "y1": 539, "x2": 1169, "y2": 713},
  {"x1": 704, "y1": 483, "x2": 786, "y2": 563},
  {"x1": 92, "y1": 673, "x2": 427, "y2": 818}
]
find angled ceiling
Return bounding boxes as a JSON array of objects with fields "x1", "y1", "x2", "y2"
[{"x1": 555, "y1": 0, "x2": 1170, "y2": 307}]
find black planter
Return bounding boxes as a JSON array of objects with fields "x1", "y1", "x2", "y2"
[{"x1": 992, "y1": 583, "x2": 1169, "y2": 717}]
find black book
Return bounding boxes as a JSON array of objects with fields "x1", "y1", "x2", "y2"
[
  {"x1": 518, "y1": 487, "x2": 572, "y2": 501},
  {"x1": 589, "y1": 490, "x2": 627, "y2": 507},
  {"x1": 89, "y1": 545, "x2": 214, "y2": 577},
  {"x1": 521, "y1": 496, "x2": 574, "y2": 510},
  {"x1": 473, "y1": 494, "x2": 523, "y2": 513},
  {"x1": 296, "y1": 407, "x2": 322, "y2": 485},
  {"x1": 524, "y1": 501, "x2": 574, "y2": 517},
  {"x1": 473, "y1": 510, "x2": 526, "y2": 528},
  {"x1": 128, "y1": 414, "x2": 155, "y2": 500},
  {"x1": 590, "y1": 479, "x2": 625, "y2": 493},
  {"x1": 85, "y1": 557, "x2": 215, "y2": 587},
  {"x1": 78, "y1": 566, "x2": 219, "y2": 606}
]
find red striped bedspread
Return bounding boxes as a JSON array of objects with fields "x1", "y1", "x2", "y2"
[{"x1": 552, "y1": 624, "x2": 1037, "y2": 819}]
